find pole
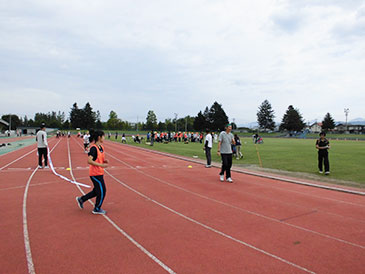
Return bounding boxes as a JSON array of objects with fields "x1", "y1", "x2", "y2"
[
  {"x1": 344, "y1": 108, "x2": 349, "y2": 132},
  {"x1": 174, "y1": 113, "x2": 178, "y2": 132},
  {"x1": 9, "y1": 114, "x2": 12, "y2": 136}
]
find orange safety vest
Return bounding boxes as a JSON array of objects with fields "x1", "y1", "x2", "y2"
[{"x1": 89, "y1": 144, "x2": 105, "y2": 176}]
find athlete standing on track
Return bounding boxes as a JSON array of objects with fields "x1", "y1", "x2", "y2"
[
  {"x1": 217, "y1": 124, "x2": 235, "y2": 183},
  {"x1": 76, "y1": 130, "x2": 109, "y2": 214},
  {"x1": 83, "y1": 131, "x2": 90, "y2": 153},
  {"x1": 36, "y1": 123, "x2": 49, "y2": 169}
]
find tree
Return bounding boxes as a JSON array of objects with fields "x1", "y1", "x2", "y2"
[
  {"x1": 279, "y1": 105, "x2": 305, "y2": 132},
  {"x1": 209, "y1": 102, "x2": 229, "y2": 131},
  {"x1": 70, "y1": 103, "x2": 83, "y2": 129},
  {"x1": 107, "y1": 111, "x2": 120, "y2": 130},
  {"x1": 82, "y1": 102, "x2": 96, "y2": 129},
  {"x1": 146, "y1": 110, "x2": 157, "y2": 130},
  {"x1": 322, "y1": 113, "x2": 335, "y2": 131},
  {"x1": 193, "y1": 111, "x2": 206, "y2": 131},
  {"x1": 1, "y1": 114, "x2": 21, "y2": 130},
  {"x1": 257, "y1": 100, "x2": 275, "y2": 131}
]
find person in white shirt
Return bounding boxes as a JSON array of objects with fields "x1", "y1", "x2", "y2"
[
  {"x1": 36, "y1": 123, "x2": 48, "y2": 169},
  {"x1": 83, "y1": 131, "x2": 90, "y2": 153},
  {"x1": 203, "y1": 129, "x2": 213, "y2": 168}
]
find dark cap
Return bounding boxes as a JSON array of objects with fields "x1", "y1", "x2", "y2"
[
  {"x1": 319, "y1": 131, "x2": 326, "y2": 136},
  {"x1": 41, "y1": 123, "x2": 46, "y2": 128}
]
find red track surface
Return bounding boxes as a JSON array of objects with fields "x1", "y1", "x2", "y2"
[{"x1": 1, "y1": 137, "x2": 364, "y2": 274}]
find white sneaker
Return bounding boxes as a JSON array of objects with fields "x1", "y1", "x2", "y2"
[
  {"x1": 38, "y1": 165, "x2": 43, "y2": 169},
  {"x1": 226, "y1": 177, "x2": 233, "y2": 183},
  {"x1": 206, "y1": 165, "x2": 211, "y2": 168},
  {"x1": 220, "y1": 175, "x2": 224, "y2": 182},
  {"x1": 44, "y1": 166, "x2": 49, "y2": 169},
  {"x1": 319, "y1": 171, "x2": 323, "y2": 174},
  {"x1": 325, "y1": 171, "x2": 330, "y2": 175}
]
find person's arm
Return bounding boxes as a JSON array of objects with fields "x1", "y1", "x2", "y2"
[
  {"x1": 88, "y1": 155, "x2": 108, "y2": 168},
  {"x1": 217, "y1": 141, "x2": 221, "y2": 155},
  {"x1": 43, "y1": 132, "x2": 48, "y2": 147}
]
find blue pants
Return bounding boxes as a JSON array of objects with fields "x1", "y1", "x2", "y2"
[{"x1": 81, "y1": 175, "x2": 106, "y2": 210}]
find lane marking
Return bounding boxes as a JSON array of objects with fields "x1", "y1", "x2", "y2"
[
  {"x1": 22, "y1": 139, "x2": 61, "y2": 274},
  {"x1": 106, "y1": 141, "x2": 365, "y2": 206},
  {"x1": 106, "y1": 170, "x2": 316, "y2": 274},
  {"x1": 106, "y1": 146, "x2": 365, "y2": 250},
  {"x1": 108, "y1": 141, "x2": 365, "y2": 196},
  {"x1": 69, "y1": 138, "x2": 176, "y2": 274}
]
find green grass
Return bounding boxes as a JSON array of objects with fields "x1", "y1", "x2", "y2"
[{"x1": 115, "y1": 137, "x2": 365, "y2": 187}]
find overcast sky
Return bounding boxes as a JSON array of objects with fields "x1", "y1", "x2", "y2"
[{"x1": 1, "y1": 0, "x2": 364, "y2": 125}]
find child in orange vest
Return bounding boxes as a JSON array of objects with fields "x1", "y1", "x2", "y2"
[{"x1": 76, "y1": 130, "x2": 109, "y2": 214}]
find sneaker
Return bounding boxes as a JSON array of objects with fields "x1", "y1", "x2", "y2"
[
  {"x1": 220, "y1": 175, "x2": 224, "y2": 182},
  {"x1": 205, "y1": 165, "x2": 211, "y2": 168},
  {"x1": 319, "y1": 170, "x2": 323, "y2": 174},
  {"x1": 44, "y1": 166, "x2": 49, "y2": 169},
  {"x1": 76, "y1": 197, "x2": 84, "y2": 209},
  {"x1": 226, "y1": 177, "x2": 233, "y2": 183},
  {"x1": 325, "y1": 171, "x2": 330, "y2": 175},
  {"x1": 92, "y1": 208, "x2": 106, "y2": 215},
  {"x1": 38, "y1": 165, "x2": 43, "y2": 169}
]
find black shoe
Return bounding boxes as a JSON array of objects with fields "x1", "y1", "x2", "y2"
[
  {"x1": 92, "y1": 208, "x2": 106, "y2": 215},
  {"x1": 76, "y1": 197, "x2": 84, "y2": 209}
]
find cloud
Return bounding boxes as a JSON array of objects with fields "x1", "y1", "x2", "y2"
[{"x1": 0, "y1": 0, "x2": 364, "y2": 124}]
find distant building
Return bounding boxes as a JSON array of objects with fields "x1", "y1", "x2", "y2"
[
  {"x1": 334, "y1": 124, "x2": 365, "y2": 134},
  {"x1": 308, "y1": 122, "x2": 322, "y2": 133}
]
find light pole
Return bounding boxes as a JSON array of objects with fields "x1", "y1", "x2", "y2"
[
  {"x1": 344, "y1": 108, "x2": 349, "y2": 132},
  {"x1": 174, "y1": 113, "x2": 178, "y2": 132}
]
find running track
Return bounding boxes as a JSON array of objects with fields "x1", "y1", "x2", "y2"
[{"x1": 0, "y1": 137, "x2": 364, "y2": 273}]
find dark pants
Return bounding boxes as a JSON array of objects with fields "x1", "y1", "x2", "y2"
[
  {"x1": 81, "y1": 175, "x2": 106, "y2": 210},
  {"x1": 220, "y1": 153, "x2": 233, "y2": 179},
  {"x1": 205, "y1": 147, "x2": 211, "y2": 165},
  {"x1": 38, "y1": 147, "x2": 48, "y2": 167},
  {"x1": 318, "y1": 151, "x2": 329, "y2": 172}
]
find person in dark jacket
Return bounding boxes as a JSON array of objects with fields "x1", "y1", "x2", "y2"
[{"x1": 316, "y1": 131, "x2": 330, "y2": 175}]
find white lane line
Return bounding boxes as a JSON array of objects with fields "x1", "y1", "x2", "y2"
[
  {"x1": 106, "y1": 148, "x2": 365, "y2": 250},
  {"x1": 22, "y1": 139, "x2": 61, "y2": 274},
  {"x1": 105, "y1": 170, "x2": 316, "y2": 274},
  {"x1": 23, "y1": 167, "x2": 37, "y2": 274},
  {"x1": 69, "y1": 138, "x2": 176, "y2": 274}
]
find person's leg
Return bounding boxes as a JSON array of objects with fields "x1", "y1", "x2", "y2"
[
  {"x1": 81, "y1": 178, "x2": 98, "y2": 202},
  {"x1": 43, "y1": 148, "x2": 48, "y2": 166},
  {"x1": 318, "y1": 152, "x2": 323, "y2": 172},
  {"x1": 92, "y1": 175, "x2": 106, "y2": 210},
  {"x1": 206, "y1": 147, "x2": 211, "y2": 166},
  {"x1": 38, "y1": 148, "x2": 42, "y2": 167},
  {"x1": 226, "y1": 154, "x2": 233, "y2": 179},
  {"x1": 324, "y1": 152, "x2": 330, "y2": 173},
  {"x1": 220, "y1": 154, "x2": 229, "y2": 176}
]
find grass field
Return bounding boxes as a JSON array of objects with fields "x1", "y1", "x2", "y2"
[{"x1": 116, "y1": 136, "x2": 365, "y2": 187}]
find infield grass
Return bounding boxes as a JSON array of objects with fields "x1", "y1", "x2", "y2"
[{"x1": 117, "y1": 136, "x2": 364, "y2": 187}]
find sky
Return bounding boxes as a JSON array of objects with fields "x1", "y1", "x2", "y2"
[{"x1": 1, "y1": 0, "x2": 365, "y2": 126}]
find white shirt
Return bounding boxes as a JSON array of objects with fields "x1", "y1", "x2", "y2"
[
  {"x1": 36, "y1": 130, "x2": 48, "y2": 148},
  {"x1": 205, "y1": 133, "x2": 213, "y2": 148},
  {"x1": 83, "y1": 134, "x2": 90, "y2": 144}
]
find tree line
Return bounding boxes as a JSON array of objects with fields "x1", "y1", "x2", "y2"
[
  {"x1": 257, "y1": 100, "x2": 336, "y2": 132},
  {"x1": 2, "y1": 100, "x2": 336, "y2": 132}
]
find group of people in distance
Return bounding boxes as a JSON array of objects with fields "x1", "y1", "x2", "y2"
[{"x1": 32, "y1": 121, "x2": 331, "y2": 216}]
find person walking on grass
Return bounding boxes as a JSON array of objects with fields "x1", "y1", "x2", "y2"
[
  {"x1": 316, "y1": 131, "x2": 330, "y2": 175},
  {"x1": 203, "y1": 129, "x2": 213, "y2": 168},
  {"x1": 76, "y1": 130, "x2": 109, "y2": 215},
  {"x1": 217, "y1": 124, "x2": 235, "y2": 183},
  {"x1": 234, "y1": 134, "x2": 243, "y2": 159},
  {"x1": 36, "y1": 123, "x2": 49, "y2": 169}
]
